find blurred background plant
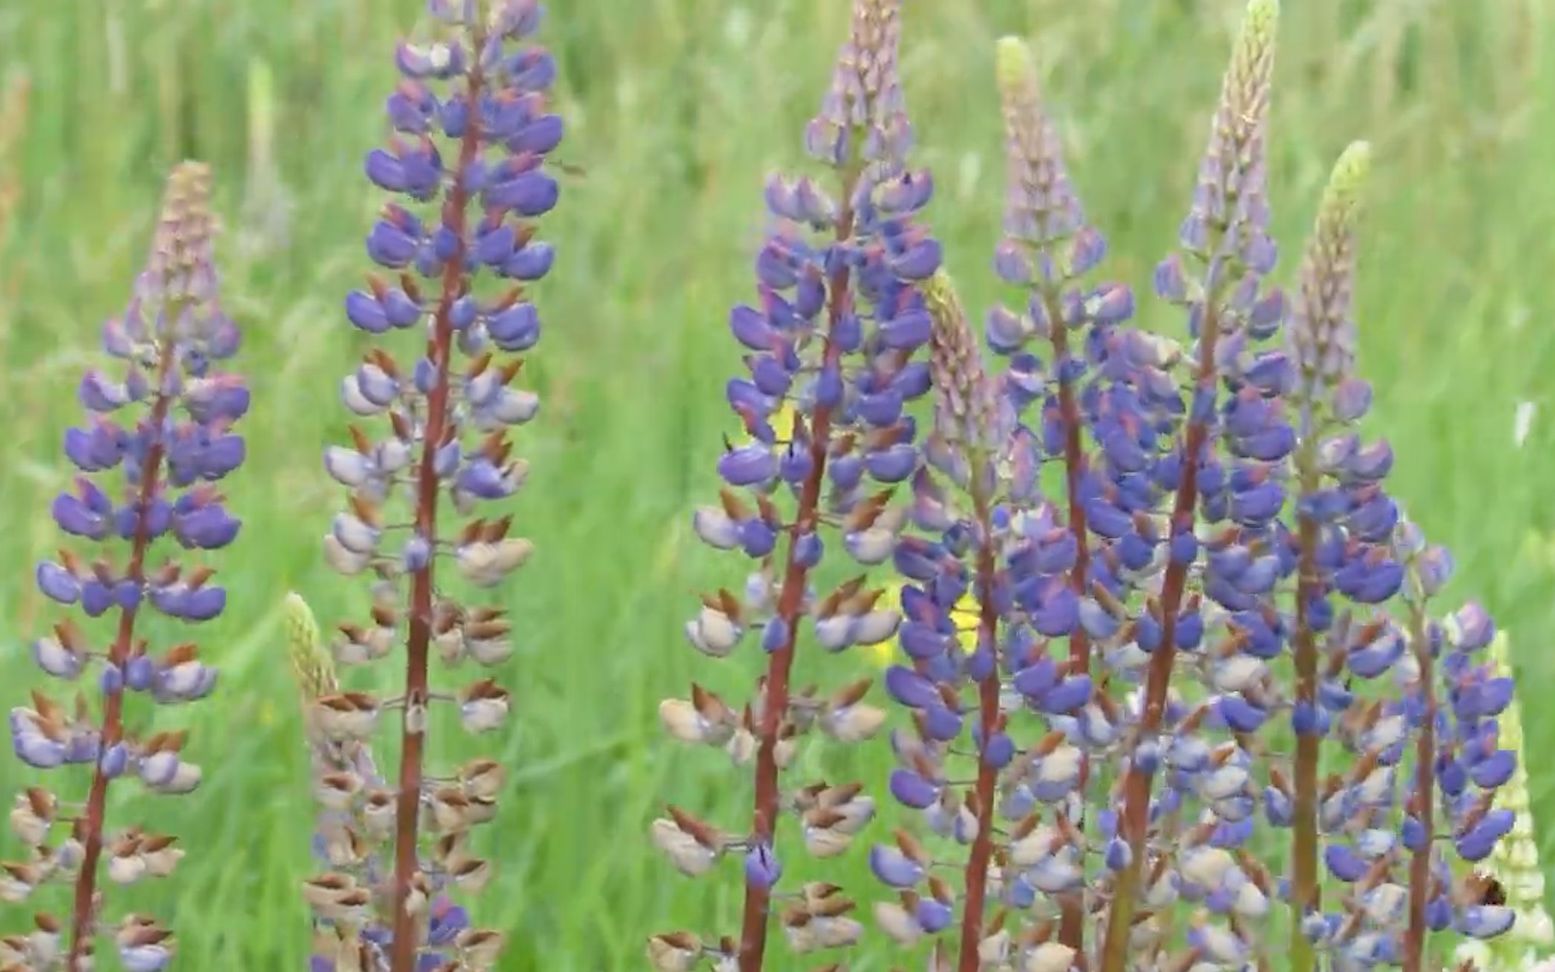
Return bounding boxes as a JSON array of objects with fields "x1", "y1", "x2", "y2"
[
  {"x1": 0, "y1": 0, "x2": 1552, "y2": 968},
  {"x1": 1450, "y1": 630, "x2": 1555, "y2": 972}
]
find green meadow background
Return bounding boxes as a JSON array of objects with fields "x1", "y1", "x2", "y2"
[{"x1": 2, "y1": 0, "x2": 1554, "y2": 968}]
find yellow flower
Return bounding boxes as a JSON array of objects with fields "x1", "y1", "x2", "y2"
[
  {"x1": 736, "y1": 400, "x2": 798, "y2": 448},
  {"x1": 866, "y1": 580, "x2": 980, "y2": 667},
  {"x1": 771, "y1": 401, "x2": 797, "y2": 445}
]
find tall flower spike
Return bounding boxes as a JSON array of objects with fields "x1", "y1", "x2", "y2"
[
  {"x1": 875, "y1": 270, "x2": 1095, "y2": 972},
  {"x1": 315, "y1": 2, "x2": 561, "y2": 969},
  {"x1": 5, "y1": 161, "x2": 245, "y2": 972},
  {"x1": 1283, "y1": 140, "x2": 1372, "y2": 972},
  {"x1": 1096, "y1": 3, "x2": 1285, "y2": 970},
  {"x1": 1385, "y1": 535, "x2": 1518, "y2": 970},
  {"x1": 990, "y1": 34, "x2": 1138, "y2": 956},
  {"x1": 287, "y1": 593, "x2": 475, "y2": 972},
  {"x1": 657, "y1": 0, "x2": 935, "y2": 969}
]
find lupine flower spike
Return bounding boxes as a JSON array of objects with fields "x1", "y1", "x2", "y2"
[
  {"x1": 1272, "y1": 138, "x2": 1374, "y2": 972},
  {"x1": 311, "y1": 1, "x2": 562, "y2": 969},
  {"x1": 652, "y1": 0, "x2": 939, "y2": 968},
  {"x1": 1276, "y1": 139, "x2": 1517, "y2": 970},
  {"x1": 1338, "y1": 536, "x2": 1521, "y2": 970},
  {"x1": 5, "y1": 161, "x2": 245, "y2": 971},
  {"x1": 985, "y1": 34, "x2": 1139, "y2": 960},
  {"x1": 872, "y1": 267, "x2": 1097, "y2": 972},
  {"x1": 1091, "y1": 3, "x2": 1285, "y2": 969},
  {"x1": 1452, "y1": 632, "x2": 1555, "y2": 972}
]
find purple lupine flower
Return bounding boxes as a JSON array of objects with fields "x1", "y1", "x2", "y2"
[
  {"x1": 653, "y1": 0, "x2": 933, "y2": 968},
  {"x1": 878, "y1": 11, "x2": 1294, "y2": 972},
  {"x1": 3, "y1": 162, "x2": 242, "y2": 972},
  {"x1": 978, "y1": 33, "x2": 1146, "y2": 959},
  {"x1": 845, "y1": 4, "x2": 1523, "y2": 972},
  {"x1": 307, "y1": 3, "x2": 562, "y2": 970},
  {"x1": 1224, "y1": 137, "x2": 1513, "y2": 972},
  {"x1": 1087, "y1": 4, "x2": 1287, "y2": 969},
  {"x1": 873, "y1": 269, "x2": 1097, "y2": 972},
  {"x1": 1276, "y1": 140, "x2": 1380, "y2": 968},
  {"x1": 1303, "y1": 523, "x2": 1516, "y2": 969}
]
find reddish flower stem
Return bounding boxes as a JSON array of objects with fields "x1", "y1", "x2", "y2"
[
  {"x1": 1402, "y1": 603, "x2": 1436, "y2": 972},
  {"x1": 1288, "y1": 456, "x2": 1322, "y2": 972},
  {"x1": 66, "y1": 348, "x2": 179, "y2": 971},
  {"x1": 955, "y1": 489, "x2": 1003, "y2": 972},
  {"x1": 387, "y1": 51, "x2": 486, "y2": 972},
  {"x1": 1045, "y1": 293, "x2": 1092, "y2": 962},
  {"x1": 1096, "y1": 301, "x2": 1222, "y2": 972},
  {"x1": 737, "y1": 172, "x2": 859, "y2": 972},
  {"x1": 1047, "y1": 314, "x2": 1092, "y2": 661}
]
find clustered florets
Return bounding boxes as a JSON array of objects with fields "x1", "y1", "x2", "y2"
[
  {"x1": 1, "y1": 1, "x2": 1532, "y2": 971},
  {"x1": 655, "y1": 2, "x2": 1528, "y2": 972},
  {"x1": 651, "y1": 0, "x2": 961, "y2": 968},
  {"x1": 5, "y1": 161, "x2": 245, "y2": 972},
  {"x1": 301, "y1": 1, "x2": 562, "y2": 970}
]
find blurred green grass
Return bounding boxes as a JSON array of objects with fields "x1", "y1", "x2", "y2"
[{"x1": 1, "y1": 0, "x2": 1554, "y2": 968}]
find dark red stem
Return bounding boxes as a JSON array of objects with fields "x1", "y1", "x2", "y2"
[
  {"x1": 1289, "y1": 473, "x2": 1321, "y2": 971},
  {"x1": 736, "y1": 176, "x2": 859, "y2": 972},
  {"x1": 1096, "y1": 302, "x2": 1222, "y2": 972},
  {"x1": 66, "y1": 349, "x2": 179, "y2": 971},
  {"x1": 1046, "y1": 295, "x2": 1092, "y2": 961},
  {"x1": 955, "y1": 492, "x2": 1003, "y2": 972},
  {"x1": 387, "y1": 52, "x2": 486, "y2": 972}
]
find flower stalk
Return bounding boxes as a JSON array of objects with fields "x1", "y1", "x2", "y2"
[
  {"x1": 921, "y1": 275, "x2": 1006, "y2": 972},
  {"x1": 1286, "y1": 139, "x2": 1371, "y2": 972},
  {"x1": 653, "y1": 2, "x2": 937, "y2": 968},
  {"x1": 1098, "y1": 4, "x2": 1281, "y2": 968},
  {"x1": 736, "y1": 162, "x2": 862, "y2": 972},
  {"x1": 385, "y1": 43, "x2": 484, "y2": 972},
  {"x1": 992, "y1": 39, "x2": 1102, "y2": 953},
  {"x1": 6, "y1": 160, "x2": 243, "y2": 972},
  {"x1": 308, "y1": 2, "x2": 563, "y2": 968},
  {"x1": 1402, "y1": 595, "x2": 1437, "y2": 972}
]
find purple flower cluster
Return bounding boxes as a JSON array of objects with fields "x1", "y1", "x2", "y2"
[
  {"x1": 5, "y1": 161, "x2": 245, "y2": 971},
  {"x1": 6, "y1": 0, "x2": 1522, "y2": 970},
  {"x1": 864, "y1": 32, "x2": 1145, "y2": 969},
  {"x1": 849, "y1": 4, "x2": 1520, "y2": 972},
  {"x1": 652, "y1": 0, "x2": 943, "y2": 969},
  {"x1": 1300, "y1": 533, "x2": 1518, "y2": 970},
  {"x1": 304, "y1": 2, "x2": 561, "y2": 971}
]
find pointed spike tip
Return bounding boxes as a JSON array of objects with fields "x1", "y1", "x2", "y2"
[
  {"x1": 1325, "y1": 141, "x2": 1372, "y2": 210},
  {"x1": 995, "y1": 37, "x2": 1037, "y2": 94},
  {"x1": 284, "y1": 590, "x2": 337, "y2": 701},
  {"x1": 922, "y1": 268, "x2": 960, "y2": 310},
  {"x1": 1246, "y1": 0, "x2": 1280, "y2": 30}
]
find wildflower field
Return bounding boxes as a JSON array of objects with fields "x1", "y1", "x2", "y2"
[{"x1": 3, "y1": 0, "x2": 1555, "y2": 969}]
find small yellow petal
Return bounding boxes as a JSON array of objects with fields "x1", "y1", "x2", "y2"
[
  {"x1": 772, "y1": 402, "x2": 798, "y2": 444},
  {"x1": 737, "y1": 401, "x2": 799, "y2": 447}
]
